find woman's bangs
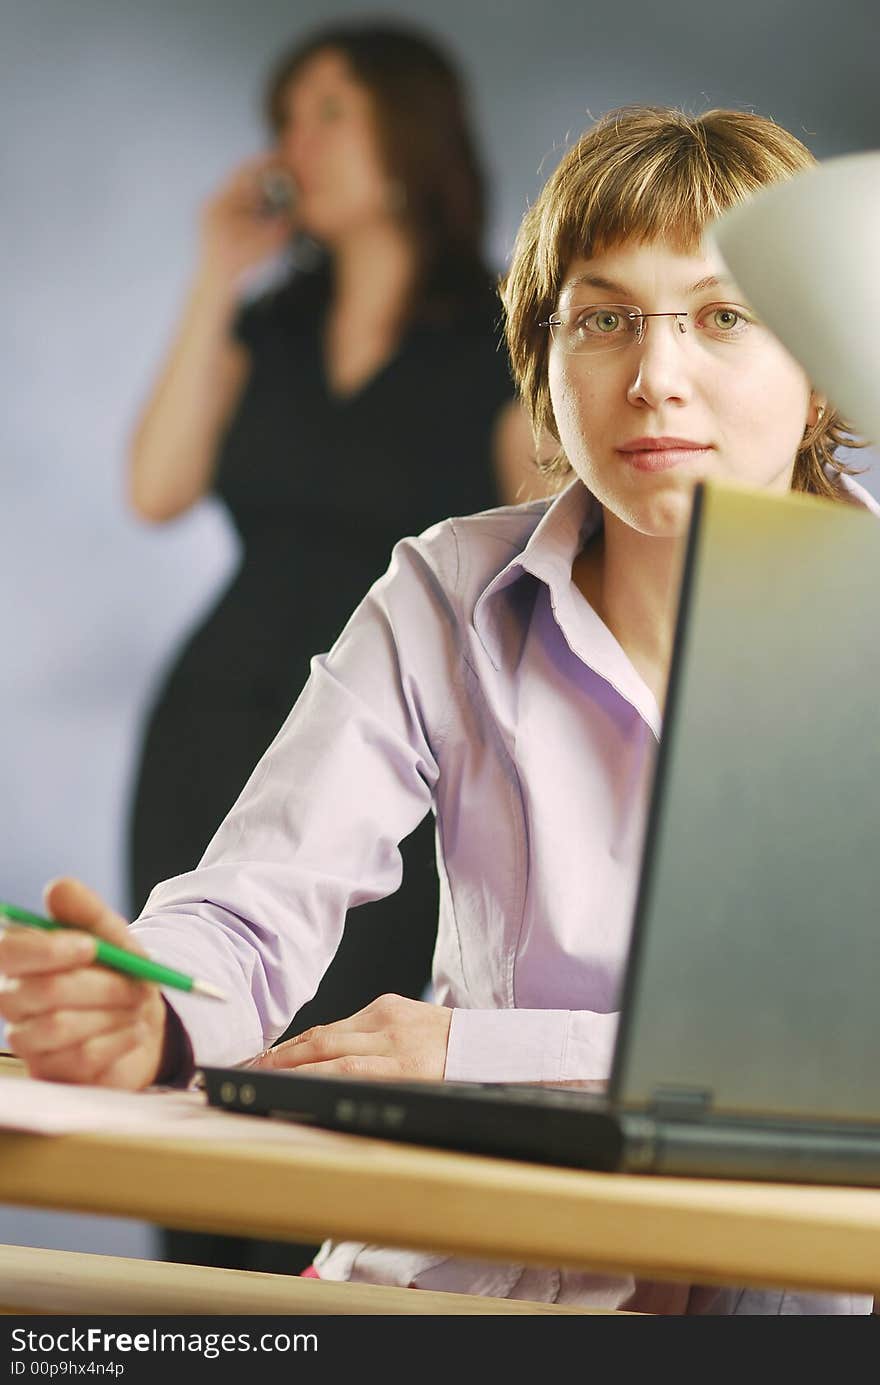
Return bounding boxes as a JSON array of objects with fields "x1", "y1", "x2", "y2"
[{"x1": 558, "y1": 147, "x2": 736, "y2": 266}]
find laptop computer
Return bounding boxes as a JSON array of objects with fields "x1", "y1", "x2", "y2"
[{"x1": 203, "y1": 479, "x2": 880, "y2": 1185}]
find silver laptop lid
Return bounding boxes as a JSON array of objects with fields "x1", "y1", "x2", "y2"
[{"x1": 612, "y1": 479, "x2": 880, "y2": 1123}]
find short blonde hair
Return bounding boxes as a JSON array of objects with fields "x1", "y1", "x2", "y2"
[{"x1": 502, "y1": 106, "x2": 862, "y2": 498}]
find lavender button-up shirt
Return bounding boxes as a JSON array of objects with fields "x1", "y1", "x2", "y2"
[{"x1": 132, "y1": 475, "x2": 876, "y2": 1313}]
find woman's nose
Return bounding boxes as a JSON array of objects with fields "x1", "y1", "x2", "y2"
[
  {"x1": 625, "y1": 314, "x2": 694, "y2": 408},
  {"x1": 280, "y1": 120, "x2": 316, "y2": 171}
]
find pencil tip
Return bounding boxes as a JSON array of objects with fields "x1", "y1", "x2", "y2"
[{"x1": 192, "y1": 979, "x2": 227, "y2": 1001}]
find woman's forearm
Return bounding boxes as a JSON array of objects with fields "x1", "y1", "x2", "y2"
[{"x1": 127, "y1": 267, "x2": 248, "y2": 523}]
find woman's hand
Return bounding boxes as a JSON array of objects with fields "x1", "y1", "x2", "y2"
[
  {"x1": 0, "y1": 878, "x2": 167, "y2": 1090},
  {"x1": 199, "y1": 152, "x2": 297, "y2": 286},
  {"x1": 251, "y1": 994, "x2": 452, "y2": 1081}
]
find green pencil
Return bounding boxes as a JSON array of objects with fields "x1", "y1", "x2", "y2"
[{"x1": 0, "y1": 901, "x2": 226, "y2": 1001}]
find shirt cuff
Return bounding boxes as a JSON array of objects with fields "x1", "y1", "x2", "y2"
[
  {"x1": 444, "y1": 1008, "x2": 568, "y2": 1082},
  {"x1": 155, "y1": 998, "x2": 196, "y2": 1088},
  {"x1": 444, "y1": 1008, "x2": 619, "y2": 1084}
]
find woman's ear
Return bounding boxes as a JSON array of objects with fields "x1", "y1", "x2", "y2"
[{"x1": 807, "y1": 394, "x2": 827, "y2": 428}]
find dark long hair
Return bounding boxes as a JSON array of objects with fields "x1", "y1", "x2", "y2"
[{"x1": 264, "y1": 21, "x2": 492, "y2": 318}]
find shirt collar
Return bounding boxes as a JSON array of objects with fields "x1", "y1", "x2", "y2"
[
  {"x1": 473, "y1": 480, "x2": 599, "y2": 670},
  {"x1": 473, "y1": 480, "x2": 663, "y2": 734},
  {"x1": 472, "y1": 467, "x2": 880, "y2": 736}
]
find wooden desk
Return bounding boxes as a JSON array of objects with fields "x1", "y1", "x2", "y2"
[
  {"x1": 0, "y1": 1246, "x2": 612, "y2": 1315},
  {"x1": 0, "y1": 1059, "x2": 878, "y2": 1306}
]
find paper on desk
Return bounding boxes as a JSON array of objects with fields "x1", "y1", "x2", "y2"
[{"x1": 0, "y1": 1074, "x2": 332, "y2": 1146}]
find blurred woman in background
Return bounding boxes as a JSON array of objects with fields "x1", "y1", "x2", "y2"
[{"x1": 127, "y1": 19, "x2": 547, "y2": 1274}]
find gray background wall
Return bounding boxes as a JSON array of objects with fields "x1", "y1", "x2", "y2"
[{"x1": 1, "y1": 0, "x2": 877, "y2": 1259}]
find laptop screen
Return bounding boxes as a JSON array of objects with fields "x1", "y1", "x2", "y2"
[{"x1": 612, "y1": 480, "x2": 880, "y2": 1124}]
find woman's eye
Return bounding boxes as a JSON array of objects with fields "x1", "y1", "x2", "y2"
[
  {"x1": 575, "y1": 310, "x2": 623, "y2": 334},
  {"x1": 700, "y1": 303, "x2": 752, "y2": 335},
  {"x1": 319, "y1": 98, "x2": 343, "y2": 121}
]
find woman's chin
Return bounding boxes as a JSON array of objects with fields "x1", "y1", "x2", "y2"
[{"x1": 624, "y1": 487, "x2": 698, "y2": 540}]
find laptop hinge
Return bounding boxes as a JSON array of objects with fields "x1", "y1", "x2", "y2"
[{"x1": 649, "y1": 1085, "x2": 713, "y2": 1120}]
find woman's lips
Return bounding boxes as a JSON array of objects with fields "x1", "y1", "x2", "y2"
[{"x1": 616, "y1": 441, "x2": 711, "y2": 472}]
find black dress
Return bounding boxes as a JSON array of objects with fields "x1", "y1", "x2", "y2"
[{"x1": 128, "y1": 263, "x2": 514, "y2": 1273}]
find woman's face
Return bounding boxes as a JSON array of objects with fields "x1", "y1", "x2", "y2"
[
  {"x1": 548, "y1": 239, "x2": 816, "y2": 538},
  {"x1": 277, "y1": 49, "x2": 392, "y2": 243}
]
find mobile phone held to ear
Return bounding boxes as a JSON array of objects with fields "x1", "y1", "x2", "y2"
[{"x1": 259, "y1": 169, "x2": 297, "y2": 217}]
